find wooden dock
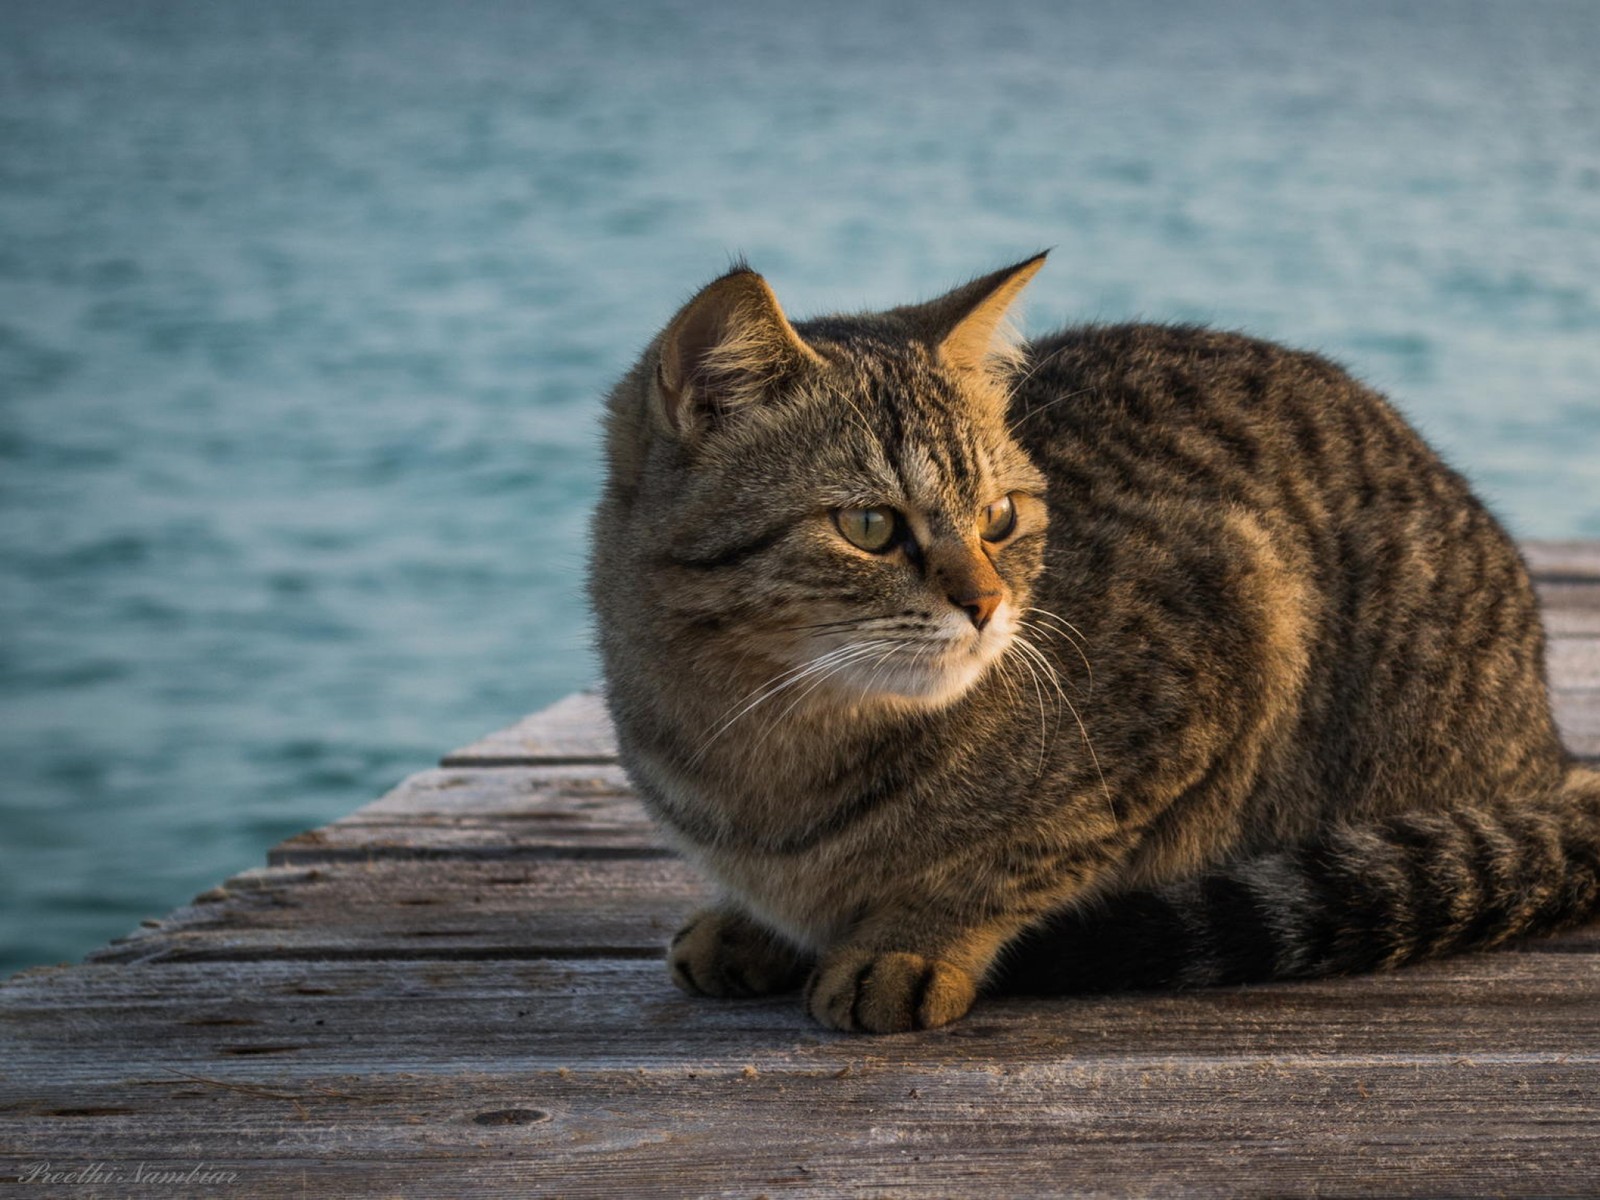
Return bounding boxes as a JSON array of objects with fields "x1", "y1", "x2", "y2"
[{"x1": 4, "y1": 542, "x2": 1599, "y2": 1197}]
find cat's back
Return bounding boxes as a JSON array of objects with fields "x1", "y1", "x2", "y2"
[
  {"x1": 1010, "y1": 321, "x2": 1502, "y2": 557},
  {"x1": 1013, "y1": 322, "x2": 1437, "y2": 494},
  {"x1": 1010, "y1": 321, "x2": 1564, "y2": 823}
]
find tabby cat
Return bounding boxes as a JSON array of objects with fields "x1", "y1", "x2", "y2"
[{"x1": 589, "y1": 254, "x2": 1600, "y2": 1033}]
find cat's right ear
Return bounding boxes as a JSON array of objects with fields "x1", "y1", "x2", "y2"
[{"x1": 653, "y1": 268, "x2": 819, "y2": 440}]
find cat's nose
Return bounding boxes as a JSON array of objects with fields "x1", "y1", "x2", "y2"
[
  {"x1": 952, "y1": 590, "x2": 1001, "y2": 631},
  {"x1": 929, "y1": 541, "x2": 1005, "y2": 632}
]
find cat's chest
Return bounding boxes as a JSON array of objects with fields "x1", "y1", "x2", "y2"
[
  {"x1": 694, "y1": 842, "x2": 870, "y2": 952},
  {"x1": 629, "y1": 745, "x2": 916, "y2": 949},
  {"x1": 629, "y1": 715, "x2": 918, "y2": 840}
]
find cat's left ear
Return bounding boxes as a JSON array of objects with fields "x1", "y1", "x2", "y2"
[{"x1": 905, "y1": 252, "x2": 1049, "y2": 379}]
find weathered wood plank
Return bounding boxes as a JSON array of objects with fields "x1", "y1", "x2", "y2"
[
  {"x1": 1554, "y1": 635, "x2": 1600, "y2": 689},
  {"x1": 2, "y1": 1055, "x2": 1596, "y2": 1198},
  {"x1": 84, "y1": 859, "x2": 705, "y2": 965},
  {"x1": 5, "y1": 954, "x2": 1599, "y2": 1195},
  {"x1": 6, "y1": 955, "x2": 1600, "y2": 1072},
  {"x1": 1561, "y1": 691, "x2": 1600, "y2": 759},
  {"x1": 82, "y1": 855, "x2": 1600, "y2": 966},
  {"x1": 270, "y1": 766, "x2": 662, "y2": 865},
  {"x1": 1524, "y1": 539, "x2": 1600, "y2": 581},
  {"x1": 442, "y1": 689, "x2": 616, "y2": 766},
  {"x1": 1541, "y1": 580, "x2": 1600, "y2": 637}
]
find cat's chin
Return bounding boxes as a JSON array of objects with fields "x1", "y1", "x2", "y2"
[
  {"x1": 826, "y1": 637, "x2": 1008, "y2": 712},
  {"x1": 861, "y1": 660, "x2": 991, "y2": 710}
]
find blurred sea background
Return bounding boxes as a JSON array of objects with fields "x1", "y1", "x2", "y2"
[{"x1": 2, "y1": 0, "x2": 1598, "y2": 975}]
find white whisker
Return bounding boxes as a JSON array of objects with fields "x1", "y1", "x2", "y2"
[
  {"x1": 1007, "y1": 342, "x2": 1075, "y2": 394},
  {"x1": 1017, "y1": 621, "x2": 1091, "y2": 700},
  {"x1": 1008, "y1": 636, "x2": 1052, "y2": 780},
  {"x1": 994, "y1": 650, "x2": 1037, "y2": 777},
  {"x1": 1014, "y1": 632, "x2": 1114, "y2": 823},
  {"x1": 745, "y1": 640, "x2": 897, "y2": 757},
  {"x1": 1023, "y1": 605, "x2": 1095, "y2": 695},
  {"x1": 1005, "y1": 381, "x2": 1097, "y2": 438},
  {"x1": 690, "y1": 641, "x2": 892, "y2": 762}
]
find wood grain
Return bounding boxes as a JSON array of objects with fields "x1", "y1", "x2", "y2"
[
  {"x1": 1560, "y1": 690, "x2": 1600, "y2": 759},
  {"x1": 1523, "y1": 539, "x2": 1600, "y2": 580},
  {"x1": 270, "y1": 766, "x2": 664, "y2": 865},
  {"x1": 5, "y1": 957, "x2": 1598, "y2": 1197},
  {"x1": 4, "y1": 1060, "x2": 1594, "y2": 1198},
  {"x1": 1541, "y1": 584, "x2": 1600, "y2": 637},
  {"x1": 442, "y1": 689, "x2": 616, "y2": 766},
  {"x1": 1554, "y1": 635, "x2": 1600, "y2": 688},
  {"x1": 85, "y1": 858, "x2": 705, "y2": 965},
  {"x1": 17, "y1": 946, "x2": 1599, "y2": 1063}
]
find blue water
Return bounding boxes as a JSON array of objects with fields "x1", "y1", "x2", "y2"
[{"x1": 2, "y1": 0, "x2": 1598, "y2": 975}]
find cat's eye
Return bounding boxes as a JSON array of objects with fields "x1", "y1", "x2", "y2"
[
  {"x1": 979, "y1": 494, "x2": 1017, "y2": 542},
  {"x1": 834, "y1": 506, "x2": 899, "y2": 553}
]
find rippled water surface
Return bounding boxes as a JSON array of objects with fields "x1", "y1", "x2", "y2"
[{"x1": 3, "y1": 0, "x2": 1598, "y2": 973}]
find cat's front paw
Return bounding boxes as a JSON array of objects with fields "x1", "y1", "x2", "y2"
[
  {"x1": 804, "y1": 949, "x2": 978, "y2": 1033},
  {"x1": 668, "y1": 908, "x2": 808, "y2": 999}
]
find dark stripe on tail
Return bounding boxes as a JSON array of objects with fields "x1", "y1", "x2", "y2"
[{"x1": 994, "y1": 767, "x2": 1600, "y2": 995}]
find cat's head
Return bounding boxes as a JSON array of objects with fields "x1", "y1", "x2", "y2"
[{"x1": 595, "y1": 256, "x2": 1050, "y2": 713}]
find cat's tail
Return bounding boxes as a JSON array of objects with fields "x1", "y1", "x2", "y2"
[{"x1": 994, "y1": 764, "x2": 1600, "y2": 995}]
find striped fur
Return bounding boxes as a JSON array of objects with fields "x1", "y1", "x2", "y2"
[
  {"x1": 589, "y1": 257, "x2": 1600, "y2": 1033},
  {"x1": 997, "y1": 772, "x2": 1600, "y2": 993}
]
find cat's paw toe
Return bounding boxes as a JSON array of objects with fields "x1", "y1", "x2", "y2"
[
  {"x1": 805, "y1": 950, "x2": 977, "y2": 1033},
  {"x1": 668, "y1": 910, "x2": 806, "y2": 999}
]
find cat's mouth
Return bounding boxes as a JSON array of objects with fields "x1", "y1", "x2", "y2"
[{"x1": 800, "y1": 608, "x2": 1015, "y2": 709}]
